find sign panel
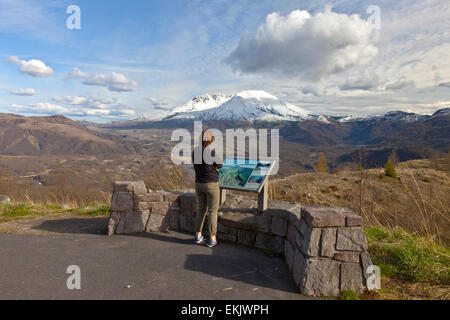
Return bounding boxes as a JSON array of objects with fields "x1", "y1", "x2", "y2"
[{"x1": 219, "y1": 159, "x2": 275, "y2": 191}]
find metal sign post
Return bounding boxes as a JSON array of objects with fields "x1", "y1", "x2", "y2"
[{"x1": 219, "y1": 176, "x2": 269, "y2": 213}]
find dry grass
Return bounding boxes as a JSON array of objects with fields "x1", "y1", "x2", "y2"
[{"x1": 269, "y1": 158, "x2": 450, "y2": 245}]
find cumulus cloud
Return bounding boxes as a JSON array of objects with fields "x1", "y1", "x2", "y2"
[
  {"x1": 50, "y1": 95, "x2": 136, "y2": 118},
  {"x1": 53, "y1": 96, "x2": 110, "y2": 109},
  {"x1": 11, "y1": 95, "x2": 135, "y2": 119},
  {"x1": 11, "y1": 102, "x2": 71, "y2": 115},
  {"x1": 7, "y1": 56, "x2": 54, "y2": 77},
  {"x1": 226, "y1": 7, "x2": 378, "y2": 80},
  {"x1": 10, "y1": 88, "x2": 37, "y2": 96},
  {"x1": 67, "y1": 67, "x2": 138, "y2": 92}
]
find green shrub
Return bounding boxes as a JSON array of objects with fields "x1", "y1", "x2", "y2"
[{"x1": 384, "y1": 160, "x2": 397, "y2": 178}]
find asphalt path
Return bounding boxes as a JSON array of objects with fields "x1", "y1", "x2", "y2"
[{"x1": 0, "y1": 217, "x2": 312, "y2": 300}]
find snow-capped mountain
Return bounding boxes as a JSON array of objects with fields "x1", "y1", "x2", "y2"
[
  {"x1": 164, "y1": 93, "x2": 232, "y2": 119},
  {"x1": 165, "y1": 90, "x2": 313, "y2": 122},
  {"x1": 133, "y1": 90, "x2": 448, "y2": 124}
]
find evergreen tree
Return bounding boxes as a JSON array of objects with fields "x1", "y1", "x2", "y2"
[
  {"x1": 315, "y1": 152, "x2": 329, "y2": 173},
  {"x1": 384, "y1": 159, "x2": 397, "y2": 178}
]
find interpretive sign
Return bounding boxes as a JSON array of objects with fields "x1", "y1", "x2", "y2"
[
  {"x1": 219, "y1": 159, "x2": 275, "y2": 192},
  {"x1": 219, "y1": 159, "x2": 276, "y2": 212}
]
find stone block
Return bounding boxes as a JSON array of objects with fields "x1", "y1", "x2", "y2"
[
  {"x1": 286, "y1": 221, "x2": 297, "y2": 246},
  {"x1": 218, "y1": 212, "x2": 254, "y2": 230},
  {"x1": 338, "y1": 208, "x2": 364, "y2": 227},
  {"x1": 179, "y1": 215, "x2": 195, "y2": 233},
  {"x1": 336, "y1": 227, "x2": 368, "y2": 251},
  {"x1": 299, "y1": 222, "x2": 321, "y2": 257},
  {"x1": 111, "y1": 191, "x2": 134, "y2": 211},
  {"x1": 134, "y1": 193, "x2": 163, "y2": 203},
  {"x1": 320, "y1": 228, "x2": 337, "y2": 258},
  {"x1": 113, "y1": 181, "x2": 134, "y2": 193},
  {"x1": 107, "y1": 211, "x2": 120, "y2": 236},
  {"x1": 179, "y1": 194, "x2": 196, "y2": 205},
  {"x1": 360, "y1": 251, "x2": 373, "y2": 285},
  {"x1": 300, "y1": 259, "x2": 340, "y2": 296},
  {"x1": 301, "y1": 206, "x2": 346, "y2": 228},
  {"x1": 252, "y1": 215, "x2": 272, "y2": 233},
  {"x1": 271, "y1": 217, "x2": 287, "y2": 237},
  {"x1": 295, "y1": 230, "x2": 304, "y2": 250},
  {"x1": 237, "y1": 230, "x2": 256, "y2": 247},
  {"x1": 287, "y1": 208, "x2": 301, "y2": 223},
  {"x1": 292, "y1": 249, "x2": 306, "y2": 288},
  {"x1": 267, "y1": 209, "x2": 290, "y2": 220},
  {"x1": 169, "y1": 209, "x2": 179, "y2": 230},
  {"x1": 113, "y1": 181, "x2": 147, "y2": 194},
  {"x1": 217, "y1": 232, "x2": 237, "y2": 243},
  {"x1": 217, "y1": 222, "x2": 237, "y2": 236},
  {"x1": 255, "y1": 233, "x2": 284, "y2": 254},
  {"x1": 180, "y1": 199, "x2": 196, "y2": 216},
  {"x1": 163, "y1": 192, "x2": 180, "y2": 202},
  {"x1": 284, "y1": 240, "x2": 295, "y2": 271},
  {"x1": 146, "y1": 213, "x2": 169, "y2": 232},
  {"x1": 135, "y1": 202, "x2": 152, "y2": 210},
  {"x1": 152, "y1": 202, "x2": 170, "y2": 215},
  {"x1": 334, "y1": 251, "x2": 360, "y2": 263},
  {"x1": 340, "y1": 262, "x2": 364, "y2": 293},
  {"x1": 115, "y1": 210, "x2": 150, "y2": 234}
]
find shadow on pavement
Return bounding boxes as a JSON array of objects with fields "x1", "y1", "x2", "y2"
[
  {"x1": 32, "y1": 217, "x2": 108, "y2": 235},
  {"x1": 128, "y1": 231, "x2": 298, "y2": 294},
  {"x1": 183, "y1": 245, "x2": 298, "y2": 294},
  {"x1": 31, "y1": 217, "x2": 299, "y2": 295}
]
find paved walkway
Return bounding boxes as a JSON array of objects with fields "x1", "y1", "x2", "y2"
[{"x1": 0, "y1": 216, "x2": 312, "y2": 300}]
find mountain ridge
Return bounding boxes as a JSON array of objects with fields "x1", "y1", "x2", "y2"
[{"x1": 0, "y1": 113, "x2": 142, "y2": 155}]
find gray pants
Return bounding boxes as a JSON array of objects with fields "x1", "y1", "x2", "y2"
[{"x1": 194, "y1": 182, "x2": 220, "y2": 237}]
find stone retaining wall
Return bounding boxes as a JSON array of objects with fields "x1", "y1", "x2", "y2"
[{"x1": 108, "y1": 181, "x2": 372, "y2": 297}]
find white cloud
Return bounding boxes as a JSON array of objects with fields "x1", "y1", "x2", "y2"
[
  {"x1": 7, "y1": 56, "x2": 54, "y2": 77},
  {"x1": 11, "y1": 102, "x2": 71, "y2": 115},
  {"x1": 10, "y1": 88, "x2": 36, "y2": 96},
  {"x1": 226, "y1": 7, "x2": 378, "y2": 80},
  {"x1": 67, "y1": 67, "x2": 138, "y2": 92},
  {"x1": 10, "y1": 100, "x2": 135, "y2": 119},
  {"x1": 53, "y1": 96, "x2": 110, "y2": 109}
]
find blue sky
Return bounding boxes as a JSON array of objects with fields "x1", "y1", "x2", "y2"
[{"x1": 0, "y1": 0, "x2": 449, "y2": 122}]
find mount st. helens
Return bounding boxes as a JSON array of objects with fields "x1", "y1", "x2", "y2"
[{"x1": 164, "y1": 90, "x2": 312, "y2": 121}]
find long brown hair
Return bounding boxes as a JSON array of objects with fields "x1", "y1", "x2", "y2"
[{"x1": 201, "y1": 129, "x2": 214, "y2": 149}]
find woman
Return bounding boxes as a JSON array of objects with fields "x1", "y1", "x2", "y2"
[{"x1": 192, "y1": 129, "x2": 222, "y2": 248}]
